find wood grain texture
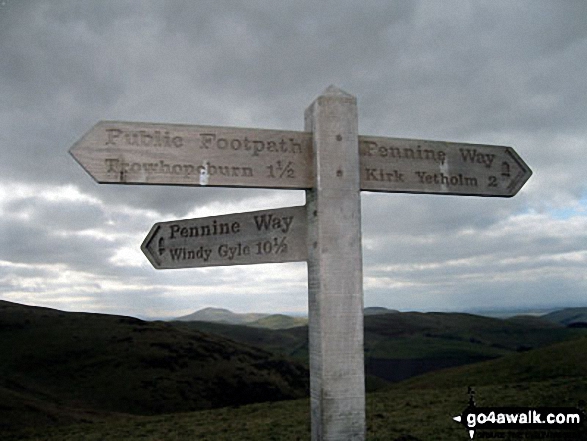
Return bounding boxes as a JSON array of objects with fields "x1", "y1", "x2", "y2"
[
  {"x1": 305, "y1": 86, "x2": 366, "y2": 440},
  {"x1": 70, "y1": 121, "x2": 313, "y2": 189},
  {"x1": 70, "y1": 121, "x2": 531, "y2": 195},
  {"x1": 359, "y1": 135, "x2": 532, "y2": 197}
]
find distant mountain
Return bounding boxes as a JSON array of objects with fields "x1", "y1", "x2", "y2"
[
  {"x1": 541, "y1": 307, "x2": 587, "y2": 326},
  {"x1": 176, "y1": 306, "x2": 399, "y2": 327},
  {"x1": 364, "y1": 306, "x2": 399, "y2": 316},
  {"x1": 175, "y1": 307, "x2": 269, "y2": 324},
  {"x1": 466, "y1": 307, "x2": 558, "y2": 319}
]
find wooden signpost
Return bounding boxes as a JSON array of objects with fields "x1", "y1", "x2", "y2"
[
  {"x1": 70, "y1": 122, "x2": 530, "y2": 197},
  {"x1": 141, "y1": 206, "x2": 307, "y2": 269},
  {"x1": 70, "y1": 86, "x2": 532, "y2": 440}
]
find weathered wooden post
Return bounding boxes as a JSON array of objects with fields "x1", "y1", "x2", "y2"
[{"x1": 305, "y1": 86, "x2": 365, "y2": 439}]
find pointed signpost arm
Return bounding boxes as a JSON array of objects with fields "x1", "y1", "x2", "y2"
[
  {"x1": 68, "y1": 120, "x2": 531, "y2": 197},
  {"x1": 305, "y1": 86, "x2": 366, "y2": 440}
]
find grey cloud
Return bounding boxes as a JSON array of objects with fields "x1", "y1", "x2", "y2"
[
  {"x1": 3, "y1": 196, "x2": 107, "y2": 232},
  {"x1": 1, "y1": 0, "x2": 586, "y2": 314},
  {"x1": 3, "y1": 0, "x2": 585, "y2": 210},
  {"x1": 0, "y1": 216, "x2": 112, "y2": 269},
  {"x1": 362, "y1": 193, "x2": 515, "y2": 238}
]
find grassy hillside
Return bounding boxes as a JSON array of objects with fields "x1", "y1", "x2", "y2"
[
  {"x1": 171, "y1": 320, "x2": 309, "y2": 359},
  {"x1": 3, "y1": 301, "x2": 586, "y2": 439},
  {"x1": 402, "y1": 335, "x2": 587, "y2": 390},
  {"x1": 248, "y1": 314, "x2": 308, "y2": 329},
  {"x1": 0, "y1": 301, "x2": 308, "y2": 433},
  {"x1": 7, "y1": 337, "x2": 587, "y2": 440}
]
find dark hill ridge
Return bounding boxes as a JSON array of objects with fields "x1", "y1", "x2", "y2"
[
  {"x1": 542, "y1": 307, "x2": 587, "y2": 326},
  {"x1": 174, "y1": 306, "x2": 397, "y2": 328},
  {"x1": 175, "y1": 310, "x2": 584, "y2": 383},
  {"x1": 364, "y1": 306, "x2": 399, "y2": 315},
  {"x1": 0, "y1": 300, "x2": 308, "y2": 432}
]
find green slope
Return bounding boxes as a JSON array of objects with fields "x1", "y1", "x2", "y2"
[
  {"x1": 248, "y1": 314, "x2": 308, "y2": 329},
  {"x1": 401, "y1": 335, "x2": 587, "y2": 389}
]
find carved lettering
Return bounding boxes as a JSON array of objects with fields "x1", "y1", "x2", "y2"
[
  {"x1": 195, "y1": 164, "x2": 254, "y2": 178},
  {"x1": 198, "y1": 133, "x2": 305, "y2": 157},
  {"x1": 168, "y1": 220, "x2": 240, "y2": 239},
  {"x1": 459, "y1": 148, "x2": 495, "y2": 168},
  {"x1": 105, "y1": 128, "x2": 183, "y2": 148},
  {"x1": 414, "y1": 171, "x2": 478, "y2": 187},
  {"x1": 364, "y1": 168, "x2": 405, "y2": 183},
  {"x1": 361, "y1": 140, "x2": 446, "y2": 165},
  {"x1": 253, "y1": 213, "x2": 294, "y2": 233},
  {"x1": 200, "y1": 133, "x2": 215, "y2": 149},
  {"x1": 255, "y1": 237, "x2": 289, "y2": 255},
  {"x1": 218, "y1": 243, "x2": 251, "y2": 260},
  {"x1": 169, "y1": 246, "x2": 213, "y2": 262},
  {"x1": 105, "y1": 159, "x2": 253, "y2": 179}
]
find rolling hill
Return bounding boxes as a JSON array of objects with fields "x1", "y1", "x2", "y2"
[
  {"x1": 247, "y1": 314, "x2": 308, "y2": 329},
  {"x1": 6, "y1": 336, "x2": 587, "y2": 440},
  {"x1": 173, "y1": 310, "x2": 584, "y2": 383},
  {"x1": 0, "y1": 300, "x2": 308, "y2": 433},
  {"x1": 3, "y1": 300, "x2": 586, "y2": 439},
  {"x1": 542, "y1": 307, "x2": 587, "y2": 326},
  {"x1": 174, "y1": 306, "x2": 397, "y2": 329}
]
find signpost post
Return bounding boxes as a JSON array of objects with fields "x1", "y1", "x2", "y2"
[
  {"x1": 305, "y1": 86, "x2": 365, "y2": 439},
  {"x1": 70, "y1": 86, "x2": 532, "y2": 440}
]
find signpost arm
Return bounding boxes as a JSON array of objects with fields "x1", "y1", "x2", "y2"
[{"x1": 305, "y1": 86, "x2": 365, "y2": 440}]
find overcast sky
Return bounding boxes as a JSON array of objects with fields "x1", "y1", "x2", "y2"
[{"x1": 1, "y1": 1, "x2": 586, "y2": 319}]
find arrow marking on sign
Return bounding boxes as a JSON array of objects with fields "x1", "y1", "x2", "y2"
[{"x1": 141, "y1": 206, "x2": 307, "y2": 269}]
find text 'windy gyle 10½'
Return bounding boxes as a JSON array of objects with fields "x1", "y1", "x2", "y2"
[
  {"x1": 69, "y1": 86, "x2": 532, "y2": 440},
  {"x1": 141, "y1": 206, "x2": 308, "y2": 269}
]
